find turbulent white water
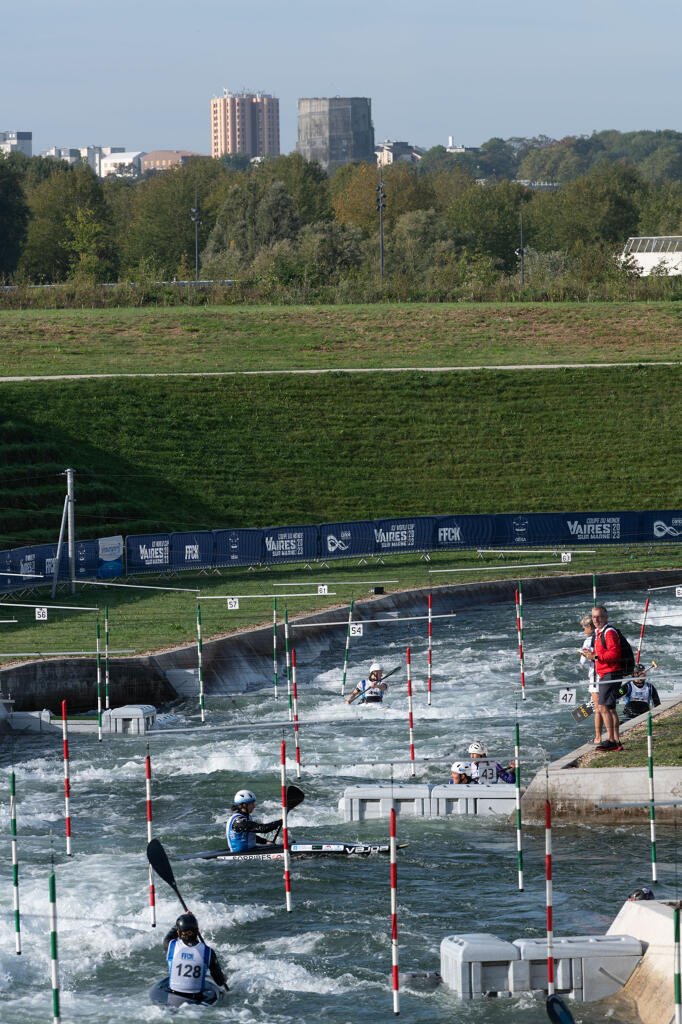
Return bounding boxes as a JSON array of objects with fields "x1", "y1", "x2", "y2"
[{"x1": 1, "y1": 585, "x2": 680, "y2": 1023}]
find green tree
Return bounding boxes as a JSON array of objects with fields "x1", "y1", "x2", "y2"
[
  {"x1": 0, "y1": 157, "x2": 29, "y2": 278},
  {"x1": 63, "y1": 205, "x2": 110, "y2": 280},
  {"x1": 332, "y1": 162, "x2": 435, "y2": 233},
  {"x1": 258, "y1": 153, "x2": 330, "y2": 224},
  {"x1": 447, "y1": 180, "x2": 530, "y2": 271}
]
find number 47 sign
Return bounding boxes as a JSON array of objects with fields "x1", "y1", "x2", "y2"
[{"x1": 559, "y1": 688, "x2": 576, "y2": 706}]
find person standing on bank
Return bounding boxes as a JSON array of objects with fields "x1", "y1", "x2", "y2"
[
  {"x1": 579, "y1": 612, "x2": 603, "y2": 745},
  {"x1": 164, "y1": 913, "x2": 228, "y2": 1003},
  {"x1": 582, "y1": 605, "x2": 622, "y2": 750},
  {"x1": 346, "y1": 662, "x2": 388, "y2": 704}
]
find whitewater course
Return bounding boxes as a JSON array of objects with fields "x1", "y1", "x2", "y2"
[{"x1": 1, "y1": 575, "x2": 681, "y2": 1023}]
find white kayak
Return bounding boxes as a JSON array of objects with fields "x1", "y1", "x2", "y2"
[
  {"x1": 175, "y1": 841, "x2": 407, "y2": 863},
  {"x1": 149, "y1": 977, "x2": 225, "y2": 1008}
]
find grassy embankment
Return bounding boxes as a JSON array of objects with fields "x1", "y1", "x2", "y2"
[
  {"x1": 584, "y1": 704, "x2": 682, "y2": 768},
  {"x1": 0, "y1": 301, "x2": 680, "y2": 660}
]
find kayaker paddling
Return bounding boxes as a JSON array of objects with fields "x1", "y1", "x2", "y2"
[
  {"x1": 346, "y1": 662, "x2": 388, "y2": 704},
  {"x1": 163, "y1": 912, "x2": 228, "y2": 1003},
  {"x1": 226, "y1": 790, "x2": 282, "y2": 852}
]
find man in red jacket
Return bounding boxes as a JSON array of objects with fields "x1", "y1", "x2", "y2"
[{"x1": 581, "y1": 605, "x2": 623, "y2": 750}]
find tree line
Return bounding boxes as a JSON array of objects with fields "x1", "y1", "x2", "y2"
[{"x1": 1, "y1": 128, "x2": 681, "y2": 304}]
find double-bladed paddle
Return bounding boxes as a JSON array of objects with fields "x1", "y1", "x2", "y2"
[{"x1": 347, "y1": 665, "x2": 401, "y2": 704}]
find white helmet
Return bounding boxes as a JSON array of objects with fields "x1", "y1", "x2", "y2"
[
  {"x1": 451, "y1": 762, "x2": 472, "y2": 776},
  {"x1": 468, "y1": 741, "x2": 488, "y2": 756},
  {"x1": 233, "y1": 789, "x2": 256, "y2": 806},
  {"x1": 369, "y1": 662, "x2": 384, "y2": 675}
]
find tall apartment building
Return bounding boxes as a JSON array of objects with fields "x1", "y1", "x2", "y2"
[
  {"x1": 0, "y1": 130, "x2": 32, "y2": 157},
  {"x1": 297, "y1": 98, "x2": 374, "y2": 173},
  {"x1": 210, "y1": 92, "x2": 279, "y2": 159}
]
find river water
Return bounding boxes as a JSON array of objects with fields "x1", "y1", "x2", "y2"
[{"x1": 1, "y1": 585, "x2": 681, "y2": 1024}]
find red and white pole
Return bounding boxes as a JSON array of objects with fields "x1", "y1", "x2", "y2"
[
  {"x1": 636, "y1": 596, "x2": 650, "y2": 665},
  {"x1": 291, "y1": 649, "x2": 302, "y2": 779},
  {"x1": 515, "y1": 586, "x2": 527, "y2": 700},
  {"x1": 427, "y1": 593, "x2": 433, "y2": 707},
  {"x1": 281, "y1": 739, "x2": 292, "y2": 912},
  {"x1": 406, "y1": 647, "x2": 416, "y2": 777},
  {"x1": 145, "y1": 749, "x2": 157, "y2": 927},
  {"x1": 61, "y1": 701, "x2": 72, "y2": 857},
  {"x1": 390, "y1": 807, "x2": 400, "y2": 1015},
  {"x1": 545, "y1": 800, "x2": 554, "y2": 996}
]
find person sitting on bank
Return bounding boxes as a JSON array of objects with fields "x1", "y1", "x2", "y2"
[
  {"x1": 164, "y1": 912, "x2": 228, "y2": 1002},
  {"x1": 226, "y1": 790, "x2": 282, "y2": 852},
  {"x1": 618, "y1": 664, "x2": 661, "y2": 720},
  {"x1": 449, "y1": 761, "x2": 473, "y2": 785},
  {"x1": 346, "y1": 662, "x2": 388, "y2": 704}
]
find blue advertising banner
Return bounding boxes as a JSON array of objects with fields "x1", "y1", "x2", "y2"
[
  {"x1": 432, "y1": 515, "x2": 499, "y2": 549},
  {"x1": 98, "y1": 536, "x2": 124, "y2": 579},
  {"x1": 170, "y1": 532, "x2": 214, "y2": 571},
  {"x1": 262, "y1": 525, "x2": 319, "y2": 563},
  {"x1": 214, "y1": 529, "x2": 264, "y2": 567},
  {"x1": 321, "y1": 521, "x2": 375, "y2": 559},
  {"x1": 126, "y1": 533, "x2": 172, "y2": 574},
  {"x1": 642, "y1": 511, "x2": 682, "y2": 544},
  {"x1": 372, "y1": 517, "x2": 435, "y2": 554}
]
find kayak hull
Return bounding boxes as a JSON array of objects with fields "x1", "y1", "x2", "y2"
[
  {"x1": 150, "y1": 977, "x2": 224, "y2": 1007},
  {"x1": 175, "y1": 841, "x2": 406, "y2": 862}
]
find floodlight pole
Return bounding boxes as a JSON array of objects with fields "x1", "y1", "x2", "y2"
[
  {"x1": 51, "y1": 495, "x2": 69, "y2": 600},
  {"x1": 66, "y1": 469, "x2": 75, "y2": 594},
  {"x1": 191, "y1": 186, "x2": 201, "y2": 282}
]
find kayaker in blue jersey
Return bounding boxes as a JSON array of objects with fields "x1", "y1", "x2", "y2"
[
  {"x1": 163, "y1": 913, "x2": 228, "y2": 1003},
  {"x1": 346, "y1": 662, "x2": 388, "y2": 704},
  {"x1": 617, "y1": 664, "x2": 660, "y2": 720},
  {"x1": 226, "y1": 789, "x2": 282, "y2": 852}
]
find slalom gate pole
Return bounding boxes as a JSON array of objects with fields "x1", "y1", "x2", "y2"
[
  {"x1": 145, "y1": 743, "x2": 157, "y2": 926},
  {"x1": 104, "y1": 605, "x2": 110, "y2": 710},
  {"x1": 96, "y1": 621, "x2": 103, "y2": 742},
  {"x1": 291, "y1": 648, "x2": 302, "y2": 779},
  {"x1": 61, "y1": 701, "x2": 72, "y2": 856},
  {"x1": 49, "y1": 867, "x2": 60, "y2": 1024},
  {"x1": 284, "y1": 608, "x2": 293, "y2": 721},
  {"x1": 637, "y1": 597, "x2": 650, "y2": 664},
  {"x1": 280, "y1": 738, "x2": 292, "y2": 912},
  {"x1": 272, "y1": 598, "x2": 278, "y2": 699},
  {"x1": 545, "y1": 800, "x2": 554, "y2": 996},
  {"x1": 592, "y1": 573, "x2": 597, "y2": 606},
  {"x1": 406, "y1": 646, "x2": 416, "y2": 777},
  {"x1": 647, "y1": 713, "x2": 657, "y2": 882},
  {"x1": 10, "y1": 771, "x2": 21, "y2": 953},
  {"x1": 514, "y1": 722, "x2": 524, "y2": 892},
  {"x1": 427, "y1": 593, "x2": 432, "y2": 706},
  {"x1": 674, "y1": 906, "x2": 681, "y2": 1024},
  {"x1": 390, "y1": 807, "x2": 400, "y2": 1015},
  {"x1": 515, "y1": 585, "x2": 527, "y2": 700},
  {"x1": 196, "y1": 603, "x2": 205, "y2": 723},
  {"x1": 341, "y1": 598, "x2": 354, "y2": 698}
]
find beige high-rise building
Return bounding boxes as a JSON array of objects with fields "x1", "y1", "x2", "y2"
[{"x1": 210, "y1": 92, "x2": 280, "y2": 159}]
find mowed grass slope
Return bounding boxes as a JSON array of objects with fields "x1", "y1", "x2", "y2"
[
  {"x1": 1, "y1": 366, "x2": 681, "y2": 547},
  {"x1": 1, "y1": 302, "x2": 681, "y2": 376}
]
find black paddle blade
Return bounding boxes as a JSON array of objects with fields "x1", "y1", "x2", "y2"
[
  {"x1": 286, "y1": 785, "x2": 305, "y2": 812},
  {"x1": 546, "y1": 994, "x2": 576, "y2": 1024},
  {"x1": 147, "y1": 839, "x2": 178, "y2": 890}
]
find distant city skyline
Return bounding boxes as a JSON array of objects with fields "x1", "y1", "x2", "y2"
[{"x1": 5, "y1": 0, "x2": 681, "y2": 158}]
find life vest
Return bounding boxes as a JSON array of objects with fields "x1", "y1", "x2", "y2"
[
  {"x1": 226, "y1": 811, "x2": 255, "y2": 851},
  {"x1": 359, "y1": 679, "x2": 385, "y2": 703},
  {"x1": 623, "y1": 681, "x2": 653, "y2": 716},
  {"x1": 167, "y1": 938, "x2": 211, "y2": 994}
]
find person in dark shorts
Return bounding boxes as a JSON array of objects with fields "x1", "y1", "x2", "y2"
[{"x1": 582, "y1": 606, "x2": 622, "y2": 750}]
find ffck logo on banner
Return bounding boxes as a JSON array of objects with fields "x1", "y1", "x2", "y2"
[
  {"x1": 438, "y1": 525, "x2": 462, "y2": 543},
  {"x1": 184, "y1": 544, "x2": 200, "y2": 561}
]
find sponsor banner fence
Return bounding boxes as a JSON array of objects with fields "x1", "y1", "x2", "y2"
[{"x1": 2, "y1": 511, "x2": 681, "y2": 593}]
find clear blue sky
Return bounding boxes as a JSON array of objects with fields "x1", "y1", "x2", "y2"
[{"x1": 6, "y1": 0, "x2": 682, "y2": 156}]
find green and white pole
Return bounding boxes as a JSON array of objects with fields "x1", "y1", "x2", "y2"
[
  {"x1": 196, "y1": 603, "x2": 205, "y2": 723},
  {"x1": 10, "y1": 772, "x2": 21, "y2": 954},
  {"x1": 341, "y1": 599, "x2": 354, "y2": 697},
  {"x1": 49, "y1": 869, "x2": 60, "y2": 1023},
  {"x1": 284, "y1": 608, "x2": 293, "y2": 721},
  {"x1": 272, "y1": 597, "x2": 278, "y2": 699},
  {"x1": 674, "y1": 906, "x2": 681, "y2": 1024},
  {"x1": 647, "y1": 712, "x2": 657, "y2": 882},
  {"x1": 104, "y1": 605, "x2": 110, "y2": 710},
  {"x1": 96, "y1": 621, "x2": 103, "y2": 742},
  {"x1": 514, "y1": 722, "x2": 524, "y2": 891}
]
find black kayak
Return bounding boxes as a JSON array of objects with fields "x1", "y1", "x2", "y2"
[
  {"x1": 175, "y1": 841, "x2": 407, "y2": 863},
  {"x1": 150, "y1": 977, "x2": 225, "y2": 1008}
]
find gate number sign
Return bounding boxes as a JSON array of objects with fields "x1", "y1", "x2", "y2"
[
  {"x1": 561, "y1": 552, "x2": 572, "y2": 563},
  {"x1": 350, "y1": 623, "x2": 364, "y2": 637},
  {"x1": 559, "y1": 688, "x2": 576, "y2": 705},
  {"x1": 317, "y1": 585, "x2": 328, "y2": 595},
  {"x1": 35, "y1": 607, "x2": 48, "y2": 621},
  {"x1": 227, "y1": 598, "x2": 239, "y2": 610}
]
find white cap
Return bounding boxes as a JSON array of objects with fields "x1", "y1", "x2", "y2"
[
  {"x1": 369, "y1": 662, "x2": 384, "y2": 675},
  {"x1": 451, "y1": 761, "x2": 472, "y2": 776},
  {"x1": 468, "y1": 740, "x2": 488, "y2": 756}
]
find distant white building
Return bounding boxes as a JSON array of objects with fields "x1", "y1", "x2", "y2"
[
  {"x1": 0, "y1": 130, "x2": 32, "y2": 157},
  {"x1": 375, "y1": 139, "x2": 424, "y2": 166},
  {"x1": 446, "y1": 136, "x2": 478, "y2": 154},
  {"x1": 622, "y1": 236, "x2": 682, "y2": 276},
  {"x1": 100, "y1": 151, "x2": 146, "y2": 178},
  {"x1": 42, "y1": 146, "x2": 81, "y2": 165}
]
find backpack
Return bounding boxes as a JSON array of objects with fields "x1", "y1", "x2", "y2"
[{"x1": 602, "y1": 626, "x2": 635, "y2": 678}]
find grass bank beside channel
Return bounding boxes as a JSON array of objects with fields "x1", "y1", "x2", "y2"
[
  {"x1": 1, "y1": 302, "x2": 681, "y2": 376},
  {"x1": 581, "y1": 703, "x2": 682, "y2": 768}
]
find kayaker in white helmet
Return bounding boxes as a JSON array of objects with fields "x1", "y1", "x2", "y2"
[
  {"x1": 226, "y1": 790, "x2": 282, "y2": 852},
  {"x1": 346, "y1": 662, "x2": 388, "y2": 705}
]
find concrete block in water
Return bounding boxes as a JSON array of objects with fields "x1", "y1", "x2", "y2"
[
  {"x1": 431, "y1": 783, "x2": 516, "y2": 817},
  {"x1": 440, "y1": 933, "x2": 520, "y2": 998},
  {"x1": 340, "y1": 784, "x2": 431, "y2": 822}
]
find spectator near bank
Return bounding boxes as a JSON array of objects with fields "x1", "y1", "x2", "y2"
[
  {"x1": 582, "y1": 605, "x2": 623, "y2": 750},
  {"x1": 579, "y1": 612, "x2": 603, "y2": 745}
]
